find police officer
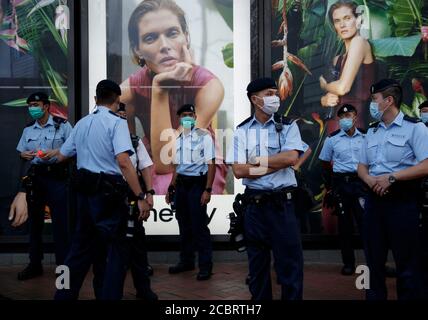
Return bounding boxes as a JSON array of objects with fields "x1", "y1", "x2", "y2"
[
  {"x1": 420, "y1": 100, "x2": 428, "y2": 125},
  {"x1": 166, "y1": 104, "x2": 215, "y2": 281},
  {"x1": 419, "y1": 100, "x2": 428, "y2": 297},
  {"x1": 16, "y1": 92, "x2": 72, "y2": 280},
  {"x1": 319, "y1": 104, "x2": 366, "y2": 276},
  {"x1": 358, "y1": 79, "x2": 428, "y2": 300},
  {"x1": 226, "y1": 78, "x2": 304, "y2": 300},
  {"x1": 53, "y1": 80, "x2": 151, "y2": 300}
]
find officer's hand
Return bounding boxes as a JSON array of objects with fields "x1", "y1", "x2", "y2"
[
  {"x1": 200, "y1": 191, "x2": 211, "y2": 206},
  {"x1": 20, "y1": 151, "x2": 36, "y2": 161},
  {"x1": 321, "y1": 93, "x2": 339, "y2": 108},
  {"x1": 9, "y1": 192, "x2": 28, "y2": 227},
  {"x1": 374, "y1": 175, "x2": 391, "y2": 197},
  {"x1": 364, "y1": 175, "x2": 377, "y2": 190},
  {"x1": 41, "y1": 149, "x2": 59, "y2": 161},
  {"x1": 146, "y1": 194, "x2": 154, "y2": 208},
  {"x1": 137, "y1": 199, "x2": 151, "y2": 221}
]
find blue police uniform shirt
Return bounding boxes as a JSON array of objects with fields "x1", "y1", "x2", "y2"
[
  {"x1": 175, "y1": 127, "x2": 215, "y2": 176},
  {"x1": 17, "y1": 115, "x2": 73, "y2": 165},
  {"x1": 301, "y1": 141, "x2": 309, "y2": 154},
  {"x1": 319, "y1": 129, "x2": 365, "y2": 173},
  {"x1": 60, "y1": 106, "x2": 134, "y2": 175},
  {"x1": 226, "y1": 115, "x2": 304, "y2": 190},
  {"x1": 359, "y1": 111, "x2": 428, "y2": 176}
]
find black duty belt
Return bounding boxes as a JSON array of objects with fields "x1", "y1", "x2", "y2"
[
  {"x1": 31, "y1": 163, "x2": 69, "y2": 179},
  {"x1": 332, "y1": 172, "x2": 359, "y2": 183},
  {"x1": 244, "y1": 187, "x2": 295, "y2": 205},
  {"x1": 176, "y1": 174, "x2": 207, "y2": 187},
  {"x1": 371, "y1": 180, "x2": 421, "y2": 200}
]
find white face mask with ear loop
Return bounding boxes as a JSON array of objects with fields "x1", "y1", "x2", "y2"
[{"x1": 260, "y1": 96, "x2": 280, "y2": 115}]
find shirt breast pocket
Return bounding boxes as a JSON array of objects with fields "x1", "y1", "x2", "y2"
[
  {"x1": 191, "y1": 142, "x2": 205, "y2": 163},
  {"x1": 45, "y1": 131, "x2": 63, "y2": 149},
  {"x1": 26, "y1": 132, "x2": 42, "y2": 150},
  {"x1": 267, "y1": 133, "x2": 281, "y2": 155},
  {"x1": 367, "y1": 140, "x2": 378, "y2": 165},
  {"x1": 385, "y1": 136, "x2": 407, "y2": 163}
]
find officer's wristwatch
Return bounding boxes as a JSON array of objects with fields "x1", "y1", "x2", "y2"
[
  {"x1": 146, "y1": 189, "x2": 155, "y2": 196},
  {"x1": 388, "y1": 175, "x2": 396, "y2": 185},
  {"x1": 137, "y1": 192, "x2": 146, "y2": 200},
  {"x1": 205, "y1": 187, "x2": 212, "y2": 193}
]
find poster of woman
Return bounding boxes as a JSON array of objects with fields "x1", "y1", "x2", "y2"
[
  {"x1": 107, "y1": 0, "x2": 233, "y2": 196},
  {"x1": 270, "y1": 0, "x2": 428, "y2": 234}
]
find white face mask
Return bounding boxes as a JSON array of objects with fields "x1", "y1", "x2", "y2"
[{"x1": 260, "y1": 96, "x2": 280, "y2": 115}]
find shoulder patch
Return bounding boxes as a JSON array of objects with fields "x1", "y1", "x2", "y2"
[
  {"x1": 403, "y1": 115, "x2": 421, "y2": 124},
  {"x1": 328, "y1": 129, "x2": 341, "y2": 137},
  {"x1": 237, "y1": 116, "x2": 252, "y2": 129},
  {"x1": 369, "y1": 121, "x2": 380, "y2": 129},
  {"x1": 52, "y1": 116, "x2": 67, "y2": 124},
  {"x1": 357, "y1": 128, "x2": 367, "y2": 134},
  {"x1": 25, "y1": 120, "x2": 36, "y2": 128}
]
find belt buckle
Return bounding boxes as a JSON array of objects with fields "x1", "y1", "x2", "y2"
[
  {"x1": 286, "y1": 192, "x2": 292, "y2": 201},
  {"x1": 344, "y1": 176, "x2": 350, "y2": 183}
]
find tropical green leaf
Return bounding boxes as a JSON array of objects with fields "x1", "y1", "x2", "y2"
[
  {"x1": 1, "y1": 98, "x2": 29, "y2": 107},
  {"x1": 386, "y1": 0, "x2": 422, "y2": 37},
  {"x1": 222, "y1": 42, "x2": 233, "y2": 68},
  {"x1": 213, "y1": 0, "x2": 233, "y2": 31},
  {"x1": 370, "y1": 34, "x2": 421, "y2": 57}
]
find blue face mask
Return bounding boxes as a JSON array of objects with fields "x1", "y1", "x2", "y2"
[
  {"x1": 369, "y1": 102, "x2": 384, "y2": 121},
  {"x1": 180, "y1": 116, "x2": 195, "y2": 129},
  {"x1": 339, "y1": 118, "x2": 354, "y2": 132},
  {"x1": 421, "y1": 112, "x2": 428, "y2": 124}
]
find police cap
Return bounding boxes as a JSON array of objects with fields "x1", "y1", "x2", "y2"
[
  {"x1": 96, "y1": 79, "x2": 121, "y2": 97},
  {"x1": 247, "y1": 78, "x2": 277, "y2": 96},
  {"x1": 337, "y1": 104, "x2": 357, "y2": 117},
  {"x1": 370, "y1": 79, "x2": 402, "y2": 95},
  {"x1": 177, "y1": 104, "x2": 196, "y2": 116},
  {"x1": 27, "y1": 92, "x2": 50, "y2": 105}
]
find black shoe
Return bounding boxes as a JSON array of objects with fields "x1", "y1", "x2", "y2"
[
  {"x1": 385, "y1": 265, "x2": 397, "y2": 278},
  {"x1": 341, "y1": 265, "x2": 355, "y2": 276},
  {"x1": 146, "y1": 264, "x2": 154, "y2": 277},
  {"x1": 196, "y1": 270, "x2": 212, "y2": 281},
  {"x1": 245, "y1": 274, "x2": 250, "y2": 285},
  {"x1": 17, "y1": 264, "x2": 43, "y2": 281},
  {"x1": 168, "y1": 263, "x2": 195, "y2": 274},
  {"x1": 136, "y1": 289, "x2": 158, "y2": 301}
]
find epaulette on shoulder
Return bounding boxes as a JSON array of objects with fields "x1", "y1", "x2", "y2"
[
  {"x1": 369, "y1": 121, "x2": 380, "y2": 129},
  {"x1": 25, "y1": 120, "x2": 36, "y2": 128},
  {"x1": 108, "y1": 110, "x2": 126, "y2": 119},
  {"x1": 328, "y1": 129, "x2": 341, "y2": 137},
  {"x1": 403, "y1": 115, "x2": 421, "y2": 124},
  {"x1": 274, "y1": 113, "x2": 294, "y2": 126},
  {"x1": 195, "y1": 128, "x2": 210, "y2": 137},
  {"x1": 237, "y1": 116, "x2": 252, "y2": 128},
  {"x1": 53, "y1": 116, "x2": 67, "y2": 124},
  {"x1": 357, "y1": 128, "x2": 367, "y2": 134}
]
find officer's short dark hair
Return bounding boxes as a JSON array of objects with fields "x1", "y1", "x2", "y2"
[
  {"x1": 246, "y1": 77, "x2": 277, "y2": 102},
  {"x1": 96, "y1": 79, "x2": 121, "y2": 105},
  {"x1": 380, "y1": 85, "x2": 402, "y2": 109},
  {"x1": 371, "y1": 79, "x2": 403, "y2": 109}
]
